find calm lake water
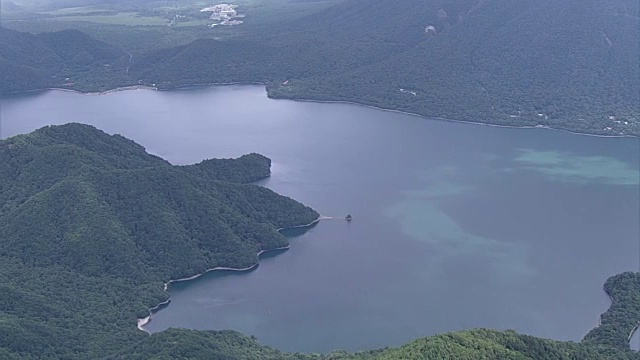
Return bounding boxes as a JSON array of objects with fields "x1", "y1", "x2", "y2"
[{"x1": 1, "y1": 85, "x2": 639, "y2": 353}]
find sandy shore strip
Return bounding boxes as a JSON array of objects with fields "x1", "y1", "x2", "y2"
[
  {"x1": 6, "y1": 83, "x2": 633, "y2": 139},
  {"x1": 281, "y1": 97, "x2": 635, "y2": 139},
  {"x1": 137, "y1": 216, "x2": 323, "y2": 332}
]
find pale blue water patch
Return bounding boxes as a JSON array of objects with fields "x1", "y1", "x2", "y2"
[
  {"x1": 1, "y1": 85, "x2": 639, "y2": 353},
  {"x1": 512, "y1": 149, "x2": 640, "y2": 185},
  {"x1": 385, "y1": 198, "x2": 534, "y2": 283},
  {"x1": 384, "y1": 167, "x2": 534, "y2": 284}
]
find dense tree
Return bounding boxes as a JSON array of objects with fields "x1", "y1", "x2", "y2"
[
  {"x1": 583, "y1": 272, "x2": 640, "y2": 351},
  {"x1": 2, "y1": 0, "x2": 638, "y2": 135},
  {"x1": 0, "y1": 123, "x2": 318, "y2": 359},
  {"x1": 1, "y1": 124, "x2": 639, "y2": 359}
]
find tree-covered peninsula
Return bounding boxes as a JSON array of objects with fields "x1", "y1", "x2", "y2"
[
  {"x1": 0, "y1": 124, "x2": 639, "y2": 359},
  {"x1": 0, "y1": 123, "x2": 318, "y2": 359}
]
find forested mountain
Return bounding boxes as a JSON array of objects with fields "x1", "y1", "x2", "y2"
[
  {"x1": 0, "y1": 124, "x2": 639, "y2": 359},
  {"x1": 117, "y1": 272, "x2": 640, "y2": 360},
  {"x1": 131, "y1": 0, "x2": 639, "y2": 136},
  {"x1": 182, "y1": 153, "x2": 273, "y2": 184},
  {"x1": 584, "y1": 272, "x2": 640, "y2": 350},
  {"x1": 1, "y1": 1, "x2": 639, "y2": 357},
  {"x1": 0, "y1": 27, "x2": 128, "y2": 92},
  {"x1": 273, "y1": 0, "x2": 638, "y2": 135},
  {"x1": 116, "y1": 326, "x2": 640, "y2": 360},
  {"x1": 1, "y1": 0, "x2": 638, "y2": 135},
  {"x1": 0, "y1": 123, "x2": 318, "y2": 359}
]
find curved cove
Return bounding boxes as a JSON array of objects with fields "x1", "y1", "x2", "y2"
[
  {"x1": 137, "y1": 221, "x2": 320, "y2": 330},
  {"x1": 1, "y1": 85, "x2": 639, "y2": 353}
]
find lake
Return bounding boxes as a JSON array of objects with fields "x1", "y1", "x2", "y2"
[{"x1": 1, "y1": 85, "x2": 639, "y2": 353}]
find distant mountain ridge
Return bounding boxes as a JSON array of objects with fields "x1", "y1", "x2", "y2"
[
  {"x1": 0, "y1": 123, "x2": 319, "y2": 358},
  {"x1": 0, "y1": 0, "x2": 638, "y2": 134},
  {"x1": 265, "y1": 0, "x2": 639, "y2": 135},
  {"x1": 134, "y1": 0, "x2": 640, "y2": 136},
  {"x1": 1, "y1": 123, "x2": 639, "y2": 360},
  {"x1": 0, "y1": 27, "x2": 128, "y2": 92}
]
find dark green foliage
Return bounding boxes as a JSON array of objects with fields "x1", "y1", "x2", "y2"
[
  {"x1": 2, "y1": 0, "x2": 638, "y2": 135},
  {"x1": 127, "y1": 0, "x2": 639, "y2": 136},
  {"x1": 334, "y1": 329, "x2": 640, "y2": 360},
  {"x1": 1, "y1": 125, "x2": 639, "y2": 359},
  {"x1": 131, "y1": 39, "x2": 277, "y2": 87},
  {"x1": 0, "y1": 124, "x2": 639, "y2": 359},
  {"x1": 1, "y1": 6, "x2": 640, "y2": 351},
  {"x1": 37, "y1": 29, "x2": 124, "y2": 64},
  {"x1": 182, "y1": 153, "x2": 272, "y2": 183},
  {"x1": 0, "y1": 123, "x2": 318, "y2": 359},
  {"x1": 0, "y1": 27, "x2": 131, "y2": 92},
  {"x1": 583, "y1": 272, "x2": 640, "y2": 351},
  {"x1": 264, "y1": 0, "x2": 639, "y2": 136},
  {"x1": 110, "y1": 329, "x2": 318, "y2": 360},
  {"x1": 109, "y1": 327, "x2": 640, "y2": 360}
]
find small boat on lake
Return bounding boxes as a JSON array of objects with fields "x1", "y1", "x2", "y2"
[{"x1": 345, "y1": 214, "x2": 352, "y2": 221}]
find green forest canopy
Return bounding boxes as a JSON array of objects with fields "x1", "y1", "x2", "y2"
[
  {"x1": 1, "y1": 0, "x2": 638, "y2": 136},
  {"x1": 0, "y1": 123, "x2": 639, "y2": 359}
]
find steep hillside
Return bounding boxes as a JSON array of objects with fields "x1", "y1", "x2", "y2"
[
  {"x1": 269, "y1": 0, "x2": 639, "y2": 135},
  {"x1": 37, "y1": 29, "x2": 125, "y2": 64},
  {"x1": 2, "y1": 0, "x2": 637, "y2": 134},
  {"x1": 1, "y1": 125, "x2": 639, "y2": 359},
  {"x1": 0, "y1": 27, "x2": 57, "y2": 90},
  {"x1": 583, "y1": 272, "x2": 640, "y2": 350},
  {"x1": 271, "y1": 0, "x2": 479, "y2": 42},
  {"x1": 130, "y1": 0, "x2": 639, "y2": 136},
  {"x1": 131, "y1": 38, "x2": 277, "y2": 88},
  {"x1": 116, "y1": 276, "x2": 640, "y2": 360},
  {"x1": 2, "y1": 0, "x2": 638, "y2": 134},
  {"x1": 115, "y1": 326, "x2": 640, "y2": 360},
  {"x1": 0, "y1": 27, "x2": 129, "y2": 92},
  {"x1": 0, "y1": 123, "x2": 318, "y2": 359}
]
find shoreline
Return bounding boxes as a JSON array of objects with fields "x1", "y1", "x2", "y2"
[
  {"x1": 594, "y1": 285, "x2": 640, "y2": 346},
  {"x1": 279, "y1": 97, "x2": 637, "y2": 140},
  {"x1": 3, "y1": 83, "x2": 636, "y2": 139},
  {"x1": 4, "y1": 85, "x2": 158, "y2": 96},
  {"x1": 136, "y1": 216, "x2": 322, "y2": 333}
]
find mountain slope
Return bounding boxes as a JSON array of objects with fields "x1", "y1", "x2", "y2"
[
  {"x1": 0, "y1": 27, "x2": 129, "y2": 92},
  {"x1": 115, "y1": 325, "x2": 640, "y2": 360},
  {"x1": 2, "y1": 0, "x2": 637, "y2": 134},
  {"x1": 269, "y1": 0, "x2": 639, "y2": 135},
  {"x1": 129, "y1": 0, "x2": 639, "y2": 136},
  {"x1": 1, "y1": 125, "x2": 639, "y2": 359},
  {"x1": 119, "y1": 270, "x2": 640, "y2": 359},
  {"x1": 0, "y1": 123, "x2": 319, "y2": 358},
  {"x1": 583, "y1": 272, "x2": 640, "y2": 350}
]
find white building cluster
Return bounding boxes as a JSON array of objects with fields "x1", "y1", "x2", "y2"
[{"x1": 201, "y1": 4, "x2": 244, "y2": 27}]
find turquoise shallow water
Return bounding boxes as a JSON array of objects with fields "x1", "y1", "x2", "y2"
[{"x1": 1, "y1": 85, "x2": 639, "y2": 353}]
